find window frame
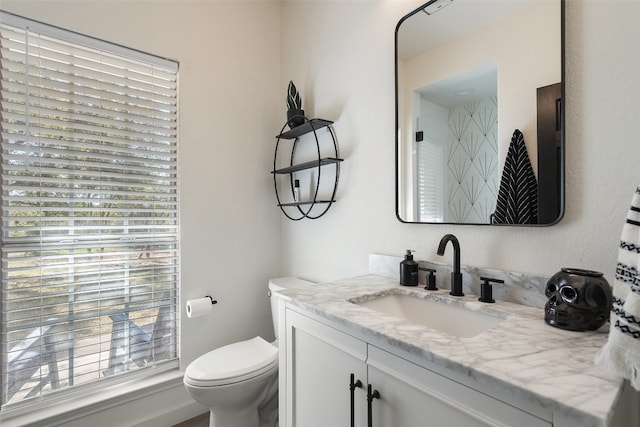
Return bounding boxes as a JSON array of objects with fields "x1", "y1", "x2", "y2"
[{"x1": 0, "y1": 10, "x2": 181, "y2": 411}]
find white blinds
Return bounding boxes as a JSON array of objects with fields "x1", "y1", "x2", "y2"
[
  {"x1": 0, "y1": 12, "x2": 179, "y2": 407},
  {"x1": 417, "y1": 139, "x2": 444, "y2": 222}
]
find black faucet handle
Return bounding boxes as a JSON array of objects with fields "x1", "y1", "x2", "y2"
[
  {"x1": 419, "y1": 268, "x2": 438, "y2": 291},
  {"x1": 478, "y1": 277, "x2": 504, "y2": 303},
  {"x1": 480, "y1": 277, "x2": 505, "y2": 284}
]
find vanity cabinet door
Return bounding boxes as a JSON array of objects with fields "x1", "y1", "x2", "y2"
[
  {"x1": 367, "y1": 345, "x2": 551, "y2": 427},
  {"x1": 284, "y1": 309, "x2": 367, "y2": 427}
]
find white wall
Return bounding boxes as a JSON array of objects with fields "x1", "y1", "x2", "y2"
[
  {"x1": 1, "y1": 0, "x2": 282, "y2": 425},
  {"x1": 280, "y1": 0, "x2": 640, "y2": 286}
]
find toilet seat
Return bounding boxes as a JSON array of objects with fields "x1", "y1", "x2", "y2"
[{"x1": 184, "y1": 336, "x2": 278, "y2": 387}]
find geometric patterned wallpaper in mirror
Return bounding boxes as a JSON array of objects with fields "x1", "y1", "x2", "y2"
[{"x1": 446, "y1": 96, "x2": 498, "y2": 223}]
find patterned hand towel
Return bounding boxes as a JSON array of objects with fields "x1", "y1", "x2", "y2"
[
  {"x1": 596, "y1": 186, "x2": 640, "y2": 391},
  {"x1": 491, "y1": 129, "x2": 538, "y2": 224}
]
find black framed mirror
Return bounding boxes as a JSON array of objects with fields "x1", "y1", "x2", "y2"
[{"x1": 395, "y1": 0, "x2": 564, "y2": 225}]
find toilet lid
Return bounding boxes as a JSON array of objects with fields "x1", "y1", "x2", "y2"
[{"x1": 184, "y1": 336, "x2": 278, "y2": 387}]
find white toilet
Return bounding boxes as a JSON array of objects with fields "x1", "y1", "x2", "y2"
[{"x1": 183, "y1": 277, "x2": 313, "y2": 427}]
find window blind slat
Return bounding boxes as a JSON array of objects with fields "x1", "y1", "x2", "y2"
[
  {"x1": 3, "y1": 101, "x2": 178, "y2": 141},
  {"x1": 23, "y1": 60, "x2": 178, "y2": 102},
  {"x1": 17, "y1": 75, "x2": 177, "y2": 116},
  {"x1": 0, "y1": 31, "x2": 177, "y2": 90},
  {"x1": 1, "y1": 12, "x2": 179, "y2": 408},
  {"x1": 2, "y1": 132, "x2": 177, "y2": 160},
  {"x1": 1, "y1": 83, "x2": 178, "y2": 121},
  {"x1": 16, "y1": 32, "x2": 177, "y2": 83},
  {"x1": 2, "y1": 95, "x2": 178, "y2": 128}
]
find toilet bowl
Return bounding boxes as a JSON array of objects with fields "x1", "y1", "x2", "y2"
[{"x1": 183, "y1": 277, "x2": 313, "y2": 427}]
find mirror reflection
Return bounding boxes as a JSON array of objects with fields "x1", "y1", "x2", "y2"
[{"x1": 396, "y1": 0, "x2": 564, "y2": 225}]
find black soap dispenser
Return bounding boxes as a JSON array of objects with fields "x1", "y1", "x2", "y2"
[{"x1": 400, "y1": 250, "x2": 418, "y2": 286}]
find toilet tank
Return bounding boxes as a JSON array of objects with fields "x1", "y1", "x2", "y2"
[{"x1": 269, "y1": 277, "x2": 314, "y2": 340}]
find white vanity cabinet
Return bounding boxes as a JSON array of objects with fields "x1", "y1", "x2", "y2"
[
  {"x1": 282, "y1": 307, "x2": 551, "y2": 427},
  {"x1": 283, "y1": 307, "x2": 367, "y2": 427}
]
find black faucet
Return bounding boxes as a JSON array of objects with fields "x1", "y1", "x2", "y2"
[{"x1": 437, "y1": 234, "x2": 464, "y2": 297}]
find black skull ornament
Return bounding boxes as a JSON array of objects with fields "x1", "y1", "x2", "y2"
[{"x1": 545, "y1": 268, "x2": 613, "y2": 331}]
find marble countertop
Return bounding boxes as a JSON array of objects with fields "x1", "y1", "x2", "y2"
[{"x1": 277, "y1": 274, "x2": 625, "y2": 427}]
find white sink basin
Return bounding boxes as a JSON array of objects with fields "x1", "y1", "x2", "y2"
[{"x1": 354, "y1": 293, "x2": 506, "y2": 338}]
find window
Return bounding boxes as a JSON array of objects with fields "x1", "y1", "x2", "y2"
[
  {"x1": 416, "y1": 137, "x2": 444, "y2": 222},
  {"x1": 415, "y1": 112, "x2": 445, "y2": 222},
  {"x1": 0, "y1": 12, "x2": 179, "y2": 408}
]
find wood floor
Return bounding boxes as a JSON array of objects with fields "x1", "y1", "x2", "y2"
[{"x1": 172, "y1": 412, "x2": 208, "y2": 427}]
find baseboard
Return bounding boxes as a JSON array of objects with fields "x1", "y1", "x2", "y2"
[{"x1": 137, "y1": 400, "x2": 208, "y2": 427}]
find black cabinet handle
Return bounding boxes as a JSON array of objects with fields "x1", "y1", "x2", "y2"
[
  {"x1": 367, "y1": 384, "x2": 380, "y2": 427},
  {"x1": 349, "y1": 373, "x2": 363, "y2": 427}
]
